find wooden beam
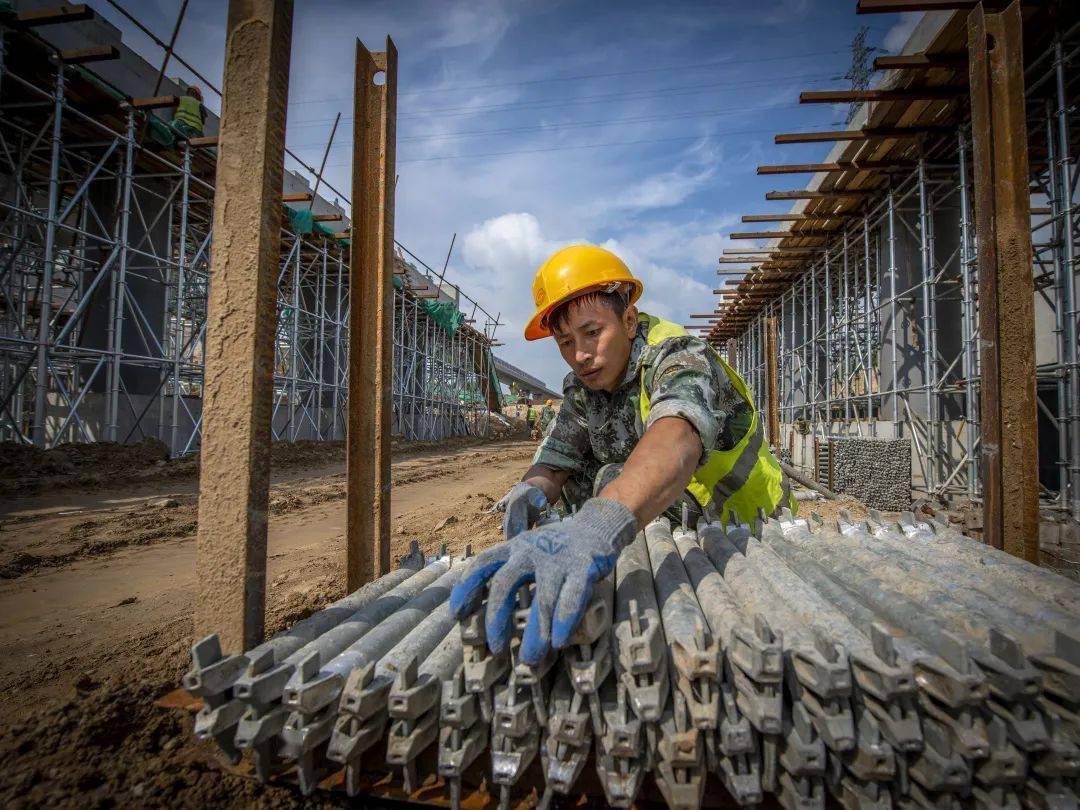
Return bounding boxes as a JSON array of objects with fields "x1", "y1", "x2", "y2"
[
  {"x1": 774, "y1": 126, "x2": 951, "y2": 144},
  {"x1": 723, "y1": 248, "x2": 823, "y2": 255},
  {"x1": 800, "y1": 88, "x2": 962, "y2": 103},
  {"x1": 282, "y1": 192, "x2": 312, "y2": 203},
  {"x1": 858, "y1": 0, "x2": 977, "y2": 12},
  {"x1": 873, "y1": 52, "x2": 967, "y2": 70},
  {"x1": 968, "y1": 1, "x2": 1038, "y2": 562},
  {"x1": 187, "y1": 135, "x2": 219, "y2": 148},
  {"x1": 757, "y1": 161, "x2": 914, "y2": 175},
  {"x1": 15, "y1": 4, "x2": 94, "y2": 26},
  {"x1": 130, "y1": 95, "x2": 178, "y2": 110},
  {"x1": 766, "y1": 190, "x2": 874, "y2": 200},
  {"x1": 59, "y1": 45, "x2": 119, "y2": 64},
  {"x1": 765, "y1": 317, "x2": 779, "y2": 447},
  {"x1": 741, "y1": 214, "x2": 854, "y2": 223},
  {"x1": 312, "y1": 213, "x2": 343, "y2": 222},
  {"x1": 719, "y1": 256, "x2": 802, "y2": 263},
  {"x1": 195, "y1": 0, "x2": 293, "y2": 653},
  {"x1": 730, "y1": 231, "x2": 836, "y2": 239},
  {"x1": 348, "y1": 36, "x2": 398, "y2": 588}
]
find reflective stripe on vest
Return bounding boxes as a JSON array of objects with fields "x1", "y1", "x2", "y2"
[
  {"x1": 636, "y1": 313, "x2": 794, "y2": 527},
  {"x1": 175, "y1": 96, "x2": 203, "y2": 131}
]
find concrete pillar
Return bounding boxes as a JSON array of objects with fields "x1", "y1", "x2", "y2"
[{"x1": 194, "y1": 0, "x2": 293, "y2": 652}]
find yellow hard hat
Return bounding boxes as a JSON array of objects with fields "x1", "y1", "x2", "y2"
[
  {"x1": 546, "y1": 399, "x2": 553, "y2": 406},
  {"x1": 524, "y1": 245, "x2": 643, "y2": 341}
]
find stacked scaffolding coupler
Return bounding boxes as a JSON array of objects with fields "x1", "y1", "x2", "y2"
[{"x1": 181, "y1": 513, "x2": 1080, "y2": 809}]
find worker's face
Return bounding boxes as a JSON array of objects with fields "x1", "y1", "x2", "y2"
[{"x1": 553, "y1": 299, "x2": 638, "y2": 393}]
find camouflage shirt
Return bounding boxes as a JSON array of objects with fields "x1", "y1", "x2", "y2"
[{"x1": 533, "y1": 312, "x2": 752, "y2": 498}]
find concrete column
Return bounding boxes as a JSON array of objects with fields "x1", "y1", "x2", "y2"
[{"x1": 194, "y1": 0, "x2": 293, "y2": 651}]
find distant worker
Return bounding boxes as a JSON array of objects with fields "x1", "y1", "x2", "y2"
[
  {"x1": 536, "y1": 398, "x2": 557, "y2": 436},
  {"x1": 524, "y1": 398, "x2": 537, "y2": 432},
  {"x1": 172, "y1": 85, "x2": 205, "y2": 140},
  {"x1": 451, "y1": 244, "x2": 792, "y2": 665}
]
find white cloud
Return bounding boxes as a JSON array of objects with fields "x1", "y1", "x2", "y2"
[
  {"x1": 883, "y1": 12, "x2": 920, "y2": 53},
  {"x1": 457, "y1": 212, "x2": 721, "y2": 390}
]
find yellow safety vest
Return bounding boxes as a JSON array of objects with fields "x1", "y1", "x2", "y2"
[
  {"x1": 174, "y1": 95, "x2": 204, "y2": 132},
  {"x1": 637, "y1": 313, "x2": 794, "y2": 527}
]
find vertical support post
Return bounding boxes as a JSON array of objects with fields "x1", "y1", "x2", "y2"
[
  {"x1": 968, "y1": 1, "x2": 1039, "y2": 562},
  {"x1": 106, "y1": 108, "x2": 135, "y2": 443},
  {"x1": 32, "y1": 61, "x2": 65, "y2": 447},
  {"x1": 765, "y1": 316, "x2": 779, "y2": 448},
  {"x1": 348, "y1": 37, "x2": 397, "y2": 588},
  {"x1": 170, "y1": 144, "x2": 191, "y2": 457},
  {"x1": 194, "y1": 0, "x2": 293, "y2": 651}
]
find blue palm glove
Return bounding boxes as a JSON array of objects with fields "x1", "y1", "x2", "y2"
[
  {"x1": 494, "y1": 482, "x2": 549, "y2": 540},
  {"x1": 450, "y1": 497, "x2": 637, "y2": 666}
]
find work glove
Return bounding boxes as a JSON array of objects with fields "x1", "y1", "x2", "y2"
[
  {"x1": 450, "y1": 497, "x2": 637, "y2": 666},
  {"x1": 489, "y1": 482, "x2": 549, "y2": 540}
]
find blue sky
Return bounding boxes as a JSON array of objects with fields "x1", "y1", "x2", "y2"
[{"x1": 91, "y1": 0, "x2": 919, "y2": 390}]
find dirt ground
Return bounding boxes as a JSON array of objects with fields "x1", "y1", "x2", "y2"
[{"x1": 0, "y1": 435, "x2": 535, "y2": 809}]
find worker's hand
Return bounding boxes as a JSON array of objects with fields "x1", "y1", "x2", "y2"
[
  {"x1": 449, "y1": 497, "x2": 637, "y2": 665},
  {"x1": 487, "y1": 482, "x2": 549, "y2": 539}
]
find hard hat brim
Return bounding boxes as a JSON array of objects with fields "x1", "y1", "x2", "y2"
[{"x1": 524, "y1": 279, "x2": 643, "y2": 341}]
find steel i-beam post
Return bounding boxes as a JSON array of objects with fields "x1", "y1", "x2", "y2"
[
  {"x1": 347, "y1": 37, "x2": 397, "y2": 587},
  {"x1": 968, "y1": 1, "x2": 1039, "y2": 562},
  {"x1": 194, "y1": 0, "x2": 294, "y2": 651},
  {"x1": 765, "y1": 317, "x2": 779, "y2": 448}
]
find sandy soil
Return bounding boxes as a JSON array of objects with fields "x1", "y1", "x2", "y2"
[{"x1": 0, "y1": 437, "x2": 535, "y2": 809}]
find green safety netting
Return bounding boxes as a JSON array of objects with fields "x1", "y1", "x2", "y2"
[
  {"x1": 284, "y1": 206, "x2": 343, "y2": 241},
  {"x1": 391, "y1": 275, "x2": 465, "y2": 336}
]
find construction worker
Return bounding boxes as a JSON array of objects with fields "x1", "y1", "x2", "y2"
[
  {"x1": 524, "y1": 398, "x2": 537, "y2": 431},
  {"x1": 171, "y1": 85, "x2": 204, "y2": 140},
  {"x1": 536, "y1": 398, "x2": 557, "y2": 436},
  {"x1": 451, "y1": 244, "x2": 792, "y2": 665}
]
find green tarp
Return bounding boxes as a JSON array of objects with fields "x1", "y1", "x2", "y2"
[
  {"x1": 392, "y1": 275, "x2": 464, "y2": 337},
  {"x1": 284, "y1": 206, "x2": 343, "y2": 240}
]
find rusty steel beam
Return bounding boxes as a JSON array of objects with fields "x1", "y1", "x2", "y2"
[
  {"x1": 348, "y1": 37, "x2": 398, "y2": 588},
  {"x1": 194, "y1": 0, "x2": 294, "y2": 653},
  {"x1": 968, "y1": 1, "x2": 1039, "y2": 562},
  {"x1": 765, "y1": 317, "x2": 779, "y2": 447}
]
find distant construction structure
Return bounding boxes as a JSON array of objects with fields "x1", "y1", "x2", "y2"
[
  {"x1": 0, "y1": 1, "x2": 510, "y2": 454},
  {"x1": 694, "y1": 3, "x2": 1079, "y2": 566}
]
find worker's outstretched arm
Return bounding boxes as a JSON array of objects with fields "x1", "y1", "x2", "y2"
[
  {"x1": 595, "y1": 415, "x2": 702, "y2": 526},
  {"x1": 451, "y1": 416, "x2": 701, "y2": 665}
]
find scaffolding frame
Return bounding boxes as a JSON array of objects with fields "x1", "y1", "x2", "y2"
[
  {"x1": 729, "y1": 24, "x2": 1080, "y2": 515},
  {"x1": 0, "y1": 29, "x2": 500, "y2": 455}
]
